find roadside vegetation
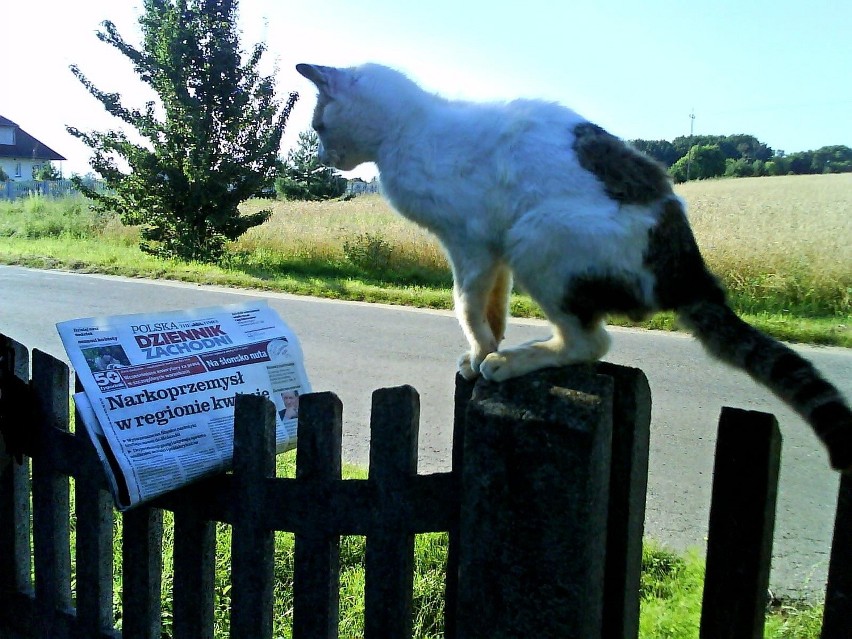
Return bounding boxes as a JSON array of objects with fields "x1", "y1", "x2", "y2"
[{"x1": 0, "y1": 173, "x2": 849, "y2": 346}]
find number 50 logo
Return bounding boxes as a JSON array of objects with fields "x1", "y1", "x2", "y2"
[{"x1": 93, "y1": 371, "x2": 122, "y2": 387}]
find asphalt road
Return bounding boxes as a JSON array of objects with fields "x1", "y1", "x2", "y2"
[{"x1": 1, "y1": 265, "x2": 849, "y2": 599}]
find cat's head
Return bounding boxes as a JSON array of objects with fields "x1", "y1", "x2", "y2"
[{"x1": 296, "y1": 63, "x2": 422, "y2": 171}]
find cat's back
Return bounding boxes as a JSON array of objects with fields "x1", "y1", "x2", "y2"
[
  {"x1": 435, "y1": 97, "x2": 587, "y2": 151},
  {"x1": 380, "y1": 82, "x2": 646, "y2": 228},
  {"x1": 422, "y1": 97, "x2": 609, "y2": 200}
]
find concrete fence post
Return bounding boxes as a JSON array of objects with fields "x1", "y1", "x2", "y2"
[{"x1": 456, "y1": 366, "x2": 614, "y2": 639}]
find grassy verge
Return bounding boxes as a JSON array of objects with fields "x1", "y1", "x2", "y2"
[
  {"x1": 1, "y1": 180, "x2": 850, "y2": 346},
  {"x1": 638, "y1": 542, "x2": 824, "y2": 639}
]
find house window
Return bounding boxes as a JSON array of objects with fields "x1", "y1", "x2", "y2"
[{"x1": 14, "y1": 162, "x2": 22, "y2": 178}]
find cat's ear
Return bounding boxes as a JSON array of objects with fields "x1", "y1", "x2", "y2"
[{"x1": 296, "y1": 64, "x2": 339, "y2": 94}]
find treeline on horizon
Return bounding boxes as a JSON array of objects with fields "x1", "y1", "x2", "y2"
[{"x1": 629, "y1": 134, "x2": 852, "y2": 182}]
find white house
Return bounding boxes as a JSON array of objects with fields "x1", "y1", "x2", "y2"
[{"x1": 0, "y1": 115, "x2": 66, "y2": 181}]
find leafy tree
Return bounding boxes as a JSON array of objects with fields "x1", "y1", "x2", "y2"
[
  {"x1": 33, "y1": 162, "x2": 61, "y2": 181},
  {"x1": 725, "y1": 157, "x2": 771, "y2": 179},
  {"x1": 763, "y1": 160, "x2": 781, "y2": 176},
  {"x1": 0, "y1": 166, "x2": 8, "y2": 182},
  {"x1": 787, "y1": 151, "x2": 814, "y2": 175},
  {"x1": 670, "y1": 145, "x2": 726, "y2": 183},
  {"x1": 633, "y1": 132, "x2": 850, "y2": 178},
  {"x1": 811, "y1": 145, "x2": 852, "y2": 173},
  {"x1": 725, "y1": 134, "x2": 773, "y2": 161},
  {"x1": 629, "y1": 139, "x2": 680, "y2": 167},
  {"x1": 275, "y1": 130, "x2": 347, "y2": 200},
  {"x1": 672, "y1": 134, "x2": 773, "y2": 163},
  {"x1": 725, "y1": 157, "x2": 754, "y2": 178},
  {"x1": 672, "y1": 135, "x2": 715, "y2": 160},
  {"x1": 67, "y1": 0, "x2": 298, "y2": 262}
]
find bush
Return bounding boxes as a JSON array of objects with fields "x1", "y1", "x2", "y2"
[
  {"x1": 725, "y1": 158, "x2": 752, "y2": 178},
  {"x1": 32, "y1": 162, "x2": 61, "y2": 181},
  {"x1": 0, "y1": 195, "x2": 109, "y2": 239},
  {"x1": 342, "y1": 233, "x2": 393, "y2": 274}
]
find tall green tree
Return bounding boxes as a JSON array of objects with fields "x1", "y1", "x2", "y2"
[
  {"x1": 33, "y1": 162, "x2": 61, "y2": 181},
  {"x1": 275, "y1": 130, "x2": 347, "y2": 201},
  {"x1": 629, "y1": 139, "x2": 680, "y2": 167},
  {"x1": 670, "y1": 144, "x2": 727, "y2": 183},
  {"x1": 68, "y1": 0, "x2": 298, "y2": 262},
  {"x1": 672, "y1": 134, "x2": 773, "y2": 163},
  {"x1": 811, "y1": 145, "x2": 852, "y2": 173}
]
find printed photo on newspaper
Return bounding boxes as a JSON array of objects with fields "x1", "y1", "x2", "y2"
[{"x1": 57, "y1": 301, "x2": 311, "y2": 510}]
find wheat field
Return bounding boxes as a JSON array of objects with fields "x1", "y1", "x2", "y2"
[
  {"x1": 678, "y1": 174, "x2": 851, "y2": 314},
  {"x1": 240, "y1": 174, "x2": 851, "y2": 317}
]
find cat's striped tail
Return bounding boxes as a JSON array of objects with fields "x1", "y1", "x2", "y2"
[{"x1": 678, "y1": 300, "x2": 852, "y2": 472}]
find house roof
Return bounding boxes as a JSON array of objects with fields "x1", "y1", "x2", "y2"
[{"x1": 0, "y1": 115, "x2": 66, "y2": 161}]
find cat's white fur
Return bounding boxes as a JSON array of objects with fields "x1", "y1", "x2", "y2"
[{"x1": 297, "y1": 63, "x2": 661, "y2": 381}]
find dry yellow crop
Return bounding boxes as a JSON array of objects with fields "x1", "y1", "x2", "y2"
[
  {"x1": 241, "y1": 174, "x2": 851, "y2": 317},
  {"x1": 678, "y1": 174, "x2": 851, "y2": 315}
]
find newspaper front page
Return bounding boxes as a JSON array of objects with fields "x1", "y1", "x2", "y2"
[{"x1": 57, "y1": 301, "x2": 310, "y2": 510}]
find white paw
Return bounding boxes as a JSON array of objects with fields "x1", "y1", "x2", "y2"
[
  {"x1": 479, "y1": 352, "x2": 514, "y2": 382},
  {"x1": 457, "y1": 352, "x2": 480, "y2": 380}
]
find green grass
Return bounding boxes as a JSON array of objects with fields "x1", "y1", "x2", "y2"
[{"x1": 637, "y1": 543, "x2": 824, "y2": 639}]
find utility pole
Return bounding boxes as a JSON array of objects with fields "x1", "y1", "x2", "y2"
[{"x1": 686, "y1": 109, "x2": 696, "y2": 181}]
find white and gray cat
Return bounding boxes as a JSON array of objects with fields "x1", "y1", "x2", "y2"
[{"x1": 296, "y1": 62, "x2": 851, "y2": 472}]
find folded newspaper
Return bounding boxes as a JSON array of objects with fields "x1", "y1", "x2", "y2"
[{"x1": 57, "y1": 301, "x2": 310, "y2": 510}]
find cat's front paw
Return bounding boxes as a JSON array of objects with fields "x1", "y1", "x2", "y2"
[
  {"x1": 457, "y1": 352, "x2": 480, "y2": 380},
  {"x1": 459, "y1": 342, "x2": 499, "y2": 380},
  {"x1": 479, "y1": 352, "x2": 514, "y2": 382}
]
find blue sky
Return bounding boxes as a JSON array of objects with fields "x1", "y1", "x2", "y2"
[{"x1": 3, "y1": 0, "x2": 850, "y2": 177}]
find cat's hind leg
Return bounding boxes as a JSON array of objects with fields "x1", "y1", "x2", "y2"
[
  {"x1": 485, "y1": 264, "x2": 512, "y2": 344},
  {"x1": 479, "y1": 311, "x2": 611, "y2": 382},
  {"x1": 453, "y1": 258, "x2": 512, "y2": 379}
]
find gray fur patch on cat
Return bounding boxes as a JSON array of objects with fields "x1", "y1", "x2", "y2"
[
  {"x1": 644, "y1": 199, "x2": 725, "y2": 309},
  {"x1": 563, "y1": 272, "x2": 652, "y2": 329},
  {"x1": 572, "y1": 123, "x2": 672, "y2": 205}
]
